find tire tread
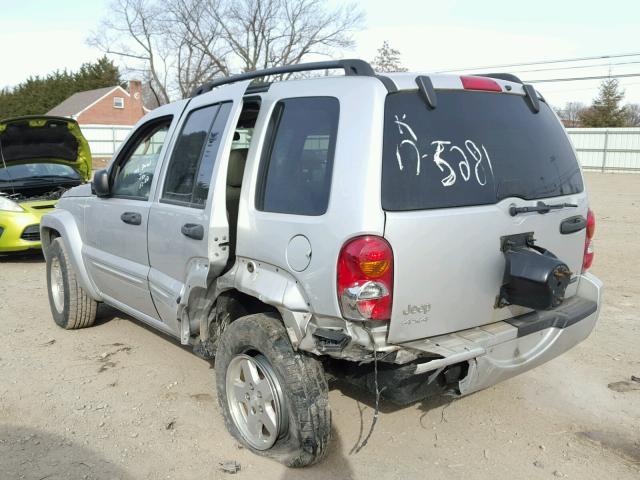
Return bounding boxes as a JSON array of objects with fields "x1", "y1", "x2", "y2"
[
  {"x1": 216, "y1": 313, "x2": 331, "y2": 467},
  {"x1": 47, "y1": 238, "x2": 97, "y2": 329}
]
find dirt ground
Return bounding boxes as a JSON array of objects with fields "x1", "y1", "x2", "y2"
[{"x1": 1, "y1": 172, "x2": 639, "y2": 480}]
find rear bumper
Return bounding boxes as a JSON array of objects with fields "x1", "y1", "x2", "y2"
[{"x1": 401, "y1": 272, "x2": 602, "y2": 396}]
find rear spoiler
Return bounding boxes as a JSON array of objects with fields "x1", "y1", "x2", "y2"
[
  {"x1": 414, "y1": 72, "x2": 543, "y2": 113},
  {"x1": 481, "y1": 73, "x2": 544, "y2": 112}
]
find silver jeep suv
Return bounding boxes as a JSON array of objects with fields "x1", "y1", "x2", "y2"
[{"x1": 41, "y1": 60, "x2": 602, "y2": 467}]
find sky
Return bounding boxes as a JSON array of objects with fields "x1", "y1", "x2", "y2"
[{"x1": 1, "y1": 0, "x2": 639, "y2": 107}]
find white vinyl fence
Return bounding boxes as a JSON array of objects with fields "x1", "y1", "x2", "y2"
[
  {"x1": 567, "y1": 128, "x2": 640, "y2": 172},
  {"x1": 80, "y1": 124, "x2": 132, "y2": 159},
  {"x1": 80, "y1": 124, "x2": 640, "y2": 172}
]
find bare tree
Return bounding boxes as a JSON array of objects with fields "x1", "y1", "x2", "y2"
[
  {"x1": 89, "y1": 0, "x2": 364, "y2": 101},
  {"x1": 625, "y1": 103, "x2": 640, "y2": 127},
  {"x1": 208, "y1": 0, "x2": 363, "y2": 73},
  {"x1": 557, "y1": 101, "x2": 586, "y2": 127},
  {"x1": 371, "y1": 41, "x2": 407, "y2": 73},
  {"x1": 89, "y1": 0, "x2": 174, "y2": 104},
  {"x1": 167, "y1": 0, "x2": 231, "y2": 97}
]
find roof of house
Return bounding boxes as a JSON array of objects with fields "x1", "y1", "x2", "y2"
[{"x1": 46, "y1": 86, "x2": 123, "y2": 117}]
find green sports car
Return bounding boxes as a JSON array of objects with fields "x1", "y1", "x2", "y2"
[{"x1": 0, "y1": 116, "x2": 92, "y2": 253}]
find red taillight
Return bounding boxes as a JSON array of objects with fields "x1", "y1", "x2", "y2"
[
  {"x1": 460, "y1": 76, "x2": 502, "y2": 92},
  {"x1": 582, "y1": 208, "x2": 595, "y2": 272},
  {"x1": 337, "y1": 236, "x2": 393, "y2": 321}
]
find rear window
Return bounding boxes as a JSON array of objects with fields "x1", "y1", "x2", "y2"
[{"x1": 382, "y1": 90, "x2": 583, "y2": 211}]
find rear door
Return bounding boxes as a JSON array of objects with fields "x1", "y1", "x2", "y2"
[
  {"x1": 147, "y1": 83, "x2": 246, "y2": 334},
  {"x1": 383, "y1": 88, "x2": 587, "y2": 343}
]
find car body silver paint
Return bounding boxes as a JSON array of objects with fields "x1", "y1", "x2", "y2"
[
  {"x1": 458, "y1": 273, "x2": 602, "y2": 395},
  {"x1": 235, "y1": 77, "x2": 388, "y2": 320},
  {"x1": 45, "y1": 71, "x2": 602, "y2": 389},
  {"x1": 82, "y1": 102, "x2": 186, "y2": 320},
  {"x1": 147, "y1": 82, "x2": 249, "y2": 337},
  {"x1": 61, "y1": 183, "x2": 92, "y2": 198},
  {"x1": 385, "y1": 191, "x2": 587, "y2": 343},
  {"x1": 404, "y1": 272, "x2": 600, "y2": 370},
  {"x1": 383, "y1": 86, "x2": 587, "y2": 343}
]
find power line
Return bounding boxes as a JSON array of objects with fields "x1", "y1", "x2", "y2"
[
  {"x1": 436, "y1": 51, "x2": 640, "y2": 73},
  {"x1": 512, "y1": 60, "x2": 640, "y2": 74},
  {"x1": 542, "y1": 79, "x2": 640, "y2": 94},
  {"x1": 524, "y1": 72, "x2": 640, "y2": 83}
]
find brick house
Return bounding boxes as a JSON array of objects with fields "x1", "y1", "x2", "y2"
[
  {"x1": 47, "y1": 81, "x2": 152, "y2": 167},
  {"x1": 47, "y1": 80, "x2": 148, "y2": 126}
]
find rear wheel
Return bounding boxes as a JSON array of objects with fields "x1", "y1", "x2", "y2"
[
  {"x1": 215, "y1": 313, "x2": 331, "y2": 467},
  {"x1": 46, "y1": 238, "x2": 97, "y2": 329}
]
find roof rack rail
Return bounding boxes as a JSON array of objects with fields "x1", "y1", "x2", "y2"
[{"x1": 192, "y1": 59, "x2": 376, "y2": 97}]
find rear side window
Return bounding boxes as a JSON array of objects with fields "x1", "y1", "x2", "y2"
[
  {"x1": 162, "y1": 102, "x2": 231, "y2": 208},
  {"x1": 382, "y1": 90, "x2": 584, "y2": 211},
  {"x1": 256, "y1": 97, "x2": 339, "y2": 216}
]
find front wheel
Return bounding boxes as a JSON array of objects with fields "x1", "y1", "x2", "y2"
[
  {"x1": 46, "y1": 238, "x2": 97, "y2": 329},
  {"x1": 215, "y1": 313, "x2": 331, "y2": 467}
]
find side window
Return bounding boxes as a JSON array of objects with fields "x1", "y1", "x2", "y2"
[
  {"x1": 256, "y1": 97, "x2": 339, "y2": 216},
  {"x1": 162, "y1": 102, "x2": 232, "y2": 208},
  {"x1": 111, "y1": 118, "x2": 171, "y2": 200}
]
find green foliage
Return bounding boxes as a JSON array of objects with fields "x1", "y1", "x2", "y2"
[
  {"x1": 0, "y1": 56, "x2": 122, "y2": 119},
  {"x1": 579, "y1": 78, "x2": 629, "y2": 128}
]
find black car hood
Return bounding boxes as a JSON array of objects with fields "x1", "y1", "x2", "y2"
[{"x1": 0, "y1": 116, "x2": 92, "y2": 180}]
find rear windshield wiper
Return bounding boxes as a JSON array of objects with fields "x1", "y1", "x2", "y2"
[{"x1": 510, "y1": 201, "x2": 577, "y2": 216}]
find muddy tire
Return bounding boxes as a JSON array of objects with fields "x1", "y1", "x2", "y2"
[
  {"x1": 46, "y1": 238, "x2": 97, "y2": 329},
  {"x1": 215, "y1": 313, "x2": 331, "y2": 467}
]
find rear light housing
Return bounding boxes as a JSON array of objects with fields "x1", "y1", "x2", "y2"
[
  {"x1": 337, "y1": 236, "x2": 393, "y2": 321},
  {"x1": 582, "y1": 208, "x2": 595, "y2": 272},
  {"x1": 460, "y1": 76, "x2": 502, "y2": 92}
]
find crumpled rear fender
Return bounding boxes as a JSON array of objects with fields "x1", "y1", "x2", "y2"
[{"x1": 40, "y1": 210, "x2": 102, "y2": 301}]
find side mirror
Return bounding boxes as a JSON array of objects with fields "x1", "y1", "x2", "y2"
[{"x1": 92, "y1": 169, "x2": 111, "y2": 197}]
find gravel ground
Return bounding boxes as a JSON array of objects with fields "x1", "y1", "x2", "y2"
[{"x1": 1, "y1": 172, "x2": 639, "y2": 480}]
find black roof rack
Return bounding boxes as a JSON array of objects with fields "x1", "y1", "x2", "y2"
[{"x1": 191, "y1": 59, "x2": 376, "y2": 97}]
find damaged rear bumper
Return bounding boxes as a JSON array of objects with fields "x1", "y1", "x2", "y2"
[{"x1": 401, "y1": 272, "x2": 602, "y2": 396}]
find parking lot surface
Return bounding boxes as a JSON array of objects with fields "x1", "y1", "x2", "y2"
[{"x1": 1, "y1": 172, "x2": 639, "y2": 479}]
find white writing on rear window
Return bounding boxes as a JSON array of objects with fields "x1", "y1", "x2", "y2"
[{"x1": 394, "y1": 114, "x2": 494, "y2": 188}]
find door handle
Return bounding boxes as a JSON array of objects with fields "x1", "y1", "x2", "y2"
[
  {"x1": 181, "y1": 223, "x2": 204, "y2": 240},
  {"x1": 120, "y1": 212, "x2": 142, "y2": 226},
  {"x1": 560, "y1": 215, "x2": 586, "y2": 234}
]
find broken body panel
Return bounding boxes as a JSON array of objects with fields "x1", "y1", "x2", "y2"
[{"x1": 41, "y1": 66, "x2": 601, "y2": 405}]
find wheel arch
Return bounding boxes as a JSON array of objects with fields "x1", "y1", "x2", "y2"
[
  {"x1": 184, "y1": 258, "x2": 316, "y2": 350},
  {"x1": 40, "y1": 210, "x2": 102, "y2": 301},
  {"x1": 220, "y1": 259, "x2": 313, "y2": 347}
]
